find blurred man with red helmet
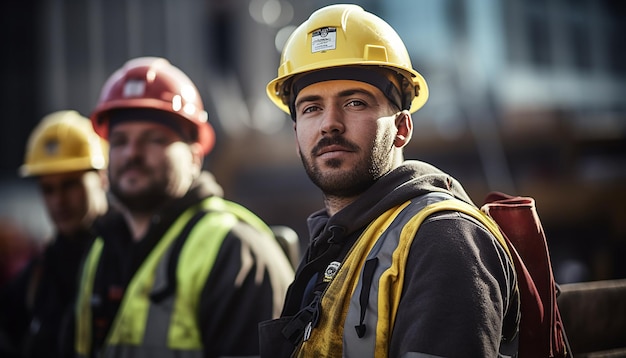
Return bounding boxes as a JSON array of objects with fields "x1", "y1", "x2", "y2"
[{"x1": 73, "y1": 57, "x2": 293, "y2": 358}]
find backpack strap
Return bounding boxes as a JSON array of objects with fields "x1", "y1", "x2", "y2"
[{"x1": 482, "y1": 192, "x2": 572, "y2": 358}]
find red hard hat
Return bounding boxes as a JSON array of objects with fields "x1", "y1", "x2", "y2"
[{"x1": 90, "y1": 57, "x2": 215, "y2": 154}]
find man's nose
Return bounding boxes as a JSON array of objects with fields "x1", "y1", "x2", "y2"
[
  {"x1": 320, "y1": 105, "x2": 345, "y2": 135},
  {"x1": 121, "y1": 138, "x2": 145, "y2": 159}
]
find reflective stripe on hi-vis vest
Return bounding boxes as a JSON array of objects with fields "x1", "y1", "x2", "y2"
[
  {"x1": 295, "y1": 194, "x2": 512, "y2": 357},
  {"x1": 75, "y1": 196, "x2": 273, "y2": 358}
]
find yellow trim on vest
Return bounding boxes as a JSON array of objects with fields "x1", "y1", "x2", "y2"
[
  {"x1": 75, "y1": 238, "x2": 104, "y2": 356},
  {"x1": 434, "y1": 200, "x2": 511, "y2": 257},
  {"x1": 377, "y1": 199, "x2": 511, "y2": 355},
  {"x1": 168, "y1": 211, "x2": 236, "y2": 349},
  {"x1": 296, "y1": 201, "x2": 411, "y2": 357},
  {"x1": 297, "y1": 199, "x2": 511, "y2": 357},
  {"x1": 106, "y1": 204, "x2": 201, "y2": 346}
]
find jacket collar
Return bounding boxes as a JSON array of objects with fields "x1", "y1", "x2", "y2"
[{"x1": 306, "y1": 160, "x2": 475, "y2": 245}]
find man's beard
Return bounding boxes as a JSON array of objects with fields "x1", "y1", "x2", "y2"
[
  {"x1": 300, "y1": 133, "x2": 393, "y2": 198},
  {"x1": 110, "y1": 181, "x2": 171, "y2": 214},
  {"x1": 109, "y1": 163, "x2": 172, "y2": 214}
]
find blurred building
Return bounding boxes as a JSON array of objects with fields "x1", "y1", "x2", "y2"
[{"x1": 0, "y1": 0, "x2": 624, "y2": 282}]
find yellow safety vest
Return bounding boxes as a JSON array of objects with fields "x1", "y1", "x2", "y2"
[
  {"x1": 295, "y1": 198, "x2": 511, "y2": 357},
  {"x1": 75, "y1": 196, "x2": 275, "y2": 358}
]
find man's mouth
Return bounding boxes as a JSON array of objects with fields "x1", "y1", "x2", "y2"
[
  {"x1": 317, "y1": 144, "x2": 352, "y2": 156},
  {"x1": 120, "y1": 164, "x2": 149, "y2": 176}
]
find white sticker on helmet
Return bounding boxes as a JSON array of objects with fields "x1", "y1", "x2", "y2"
[
  {"x1": 311, "y1": 27, "x2": 337, "y2": 53},
  {"x1": 123, "y1": 79, "x2": 146, "y2": 98},
  {"x1": 44, "y1": 139, "x2": 59, "y2": 156}
]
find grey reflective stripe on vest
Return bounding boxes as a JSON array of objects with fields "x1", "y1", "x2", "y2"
[
  {"x1": 343, "y1": 193, "x2": 452, "y2": 357},
  {"x1": 140, "y1": 209, "x2": 211, "y2": 351},
  {"x1": 143, "y1": 238, "x2": 175, "y2": 344}
]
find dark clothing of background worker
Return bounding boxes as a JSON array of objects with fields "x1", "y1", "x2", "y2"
[
  {"x1": 259, "y1": 4, "x2": 520, "y2": 357},
  {"x1": 0, "y1": 111, "x2": 109, "y2": 358},
  {"x1": 72, "y1": 57, "x2": 293, "y2": 358}
]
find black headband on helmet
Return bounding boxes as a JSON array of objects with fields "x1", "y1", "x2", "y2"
[
  {"x1": 285, "y1": 66, "x2": 410, "y2": 121},
  {"x1": 107, "y1": 108, "x2": 195, "y2": 142}
]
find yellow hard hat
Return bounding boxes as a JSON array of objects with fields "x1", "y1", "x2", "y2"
[
  {"x1": 20, "y1": 110, "x2": 108, "y2": 177},
  {"x1": 267, "y1": 4, "x2": 429, "y2": 115}
]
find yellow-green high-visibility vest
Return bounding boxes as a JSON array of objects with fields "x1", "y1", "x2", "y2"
[{"x1": 75, "y1": 196, "x2": 275, "y2": 358}]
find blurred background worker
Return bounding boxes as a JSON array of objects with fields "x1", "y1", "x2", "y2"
[
  {"x1": 0, "y1": 110, "x2": 109, "y2": 358},
  {"x1": 72, "y1": 57, "x2": 294, "y2": 357}
]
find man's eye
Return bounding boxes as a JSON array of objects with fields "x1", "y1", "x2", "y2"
[
  {"x1": 40, "y1": 185, "x2": 53, "y2": 195},
  {"x1": 346, "y1": 100, "x2": 365, "y2": 107},
  {"x1": 147, "y1": 135, "x2": 170, "y2": 145},
  {"x1": 62, "y1": 179, "x2": 82, "y2": 191},
  {"x1": 108, "y1": 137, "x2": 126, "y2": 147},
  {"x1": 302, "y1": 105, "x2": 320, "y2": 114}
]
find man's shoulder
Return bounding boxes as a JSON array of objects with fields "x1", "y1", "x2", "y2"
[{"x1": 197, "y1": 197, "x2": 272, "y2": 234}]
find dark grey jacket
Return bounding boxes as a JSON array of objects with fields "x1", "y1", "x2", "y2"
[
  {"x1": 78, "y1": 172, "x2": 292, "y2": 358},
  {"x1": 260, "y1": 160, "x2": 519, "y2": 357}
]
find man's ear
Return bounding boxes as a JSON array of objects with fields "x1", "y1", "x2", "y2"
[
  {"x1": 293, "y1": 122, "x2": 302, "y2": 156},
  {"x1": 394, "y1": 110, "x2": 413, "y2": 148},
  {"x1": 190, "y1": 142, "x2": 204, "y2": 175},
  {"x1": 98, "y1": 169, "x2": 109, "y2": 191}
]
